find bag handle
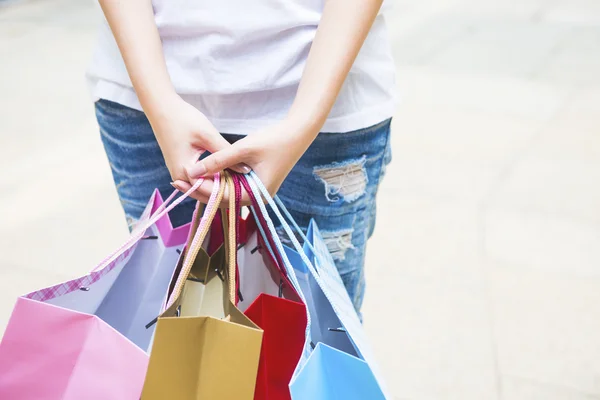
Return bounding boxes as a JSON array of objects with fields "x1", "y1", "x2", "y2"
[
  {"x1": 242, "y1": 174, "x2": 310, "y2": 306},
  {"x1": 242, "y1": 173, "x2": 315, "y2": 367},
  {"x1": 223, "y1": 171, "x2": 238, "y2": 304},
  {"x1": 165, "y1": 174, "x2": 225, "y2": 310},
  {"x1": 239, "y1": 176, "x2": 288, "y2": 277},
  {"x1": 245, "y1": 172, "x2": 319, "y2": 280},
  {"x1": 167, "y1": 171, "x2": 241, "y2": 309},
  {"x1": 92, "y1": 179, "x2": 205, "y2": 273},
  {"x1": 246, "y1": 172, "x2": 367, "y2": 356},
  {"x1": 230, "y1": 173, "x2": 244, "y2": 303},
  {"x1": 184, "y1": 202, "x2": 207, "y2": 256},
  {"x1": 273, "y1": 195, "x2": 320, "y2": 259},
  {"x1": 248, "y1": 208, "x2": 277, "y2": 266}
]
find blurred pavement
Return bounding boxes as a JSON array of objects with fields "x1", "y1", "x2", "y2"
[{"x1": 1, "y1": 0, "x2": 600, "y2": 398}]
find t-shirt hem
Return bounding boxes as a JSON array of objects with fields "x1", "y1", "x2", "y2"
[
  {"x1": 90, "y1": 78, "x2": 397, "y2": 134},
  {"x1": 209, "y1": 100, "x2": 396, "y2": 134}
]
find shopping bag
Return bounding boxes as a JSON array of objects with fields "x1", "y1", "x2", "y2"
[
  {"x1": 289, "y1": 342, "x2": 384, "y2": 400},
  {"x1": 141, "y1": 172, "x2": 263, "y2": 400},
  {"x1": 0, "y1": 186, "x2": 200, "y2": 400},
  {"x1": 285, "y1": 220, "x2": 386, "y2": 399},
  {"x1": 243, "y1": 172, "x2": 390, "y2": 399},
  {"x1": 282, "y1": 233, "x2": 358, "y2": 358},
  {"x1": 244, "y1": 294, "x2": 307, "y2": 400},
  {"x1": 234, "y1": 174, "x2": 307, "y2": 400}
]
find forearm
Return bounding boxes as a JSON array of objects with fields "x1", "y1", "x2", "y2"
[
  {"x1": 98, "y1": 0, "x2": 176, "y2": 120},
  {"x1": 288, "y1": 0, "x2": 383, "y2": 140}
]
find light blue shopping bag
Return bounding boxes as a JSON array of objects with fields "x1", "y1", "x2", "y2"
[
  {"x1": 284, "y1": 220, "x2": 387, "y2": 399},
  {"x1": 289, "y1": 342, "x2": 385, "y2": 400},
  {"x1": 283, "y1": 233, "x2": 358, "y2": 358}
]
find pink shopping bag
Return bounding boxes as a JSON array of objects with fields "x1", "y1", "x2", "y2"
[{"x1": 0, "y1": 184, "x2": 201, "y2": 400}]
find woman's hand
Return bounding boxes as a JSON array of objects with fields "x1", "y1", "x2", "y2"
[
  {"x1": 168, "y1": 0, "x2": 384, "y2": 203},
  {"x1": 148, "y1": 95, "x2": 249, "y2": 186},
  {"x1": 171, "y1": 117, "x2": 319, "y2": 204},
  {"x1": 98, "y1": 0, "x2": 248, "y2": 187}
]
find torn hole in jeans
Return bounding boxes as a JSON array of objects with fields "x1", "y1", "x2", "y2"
[
  {"x1": 313, "y1": 156, "x2": 368, "y2": 203},
  {"x1": 276, "y1": 225, "x2": 355, "y2": 262},
  {"x1": 320, "y1": 228, "x2": 355, "y2": 262}
]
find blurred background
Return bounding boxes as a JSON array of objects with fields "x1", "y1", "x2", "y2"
[{"x1": 1, "y1": 0, "x2": 599, "y2": 398}]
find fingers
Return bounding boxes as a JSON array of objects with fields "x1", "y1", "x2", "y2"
[
  {"x1": 230, "y1": 163, "x2": 253, "y2": 174},
  {"x1": 187, "y1": 140, "x2": 252, "y2": 179},
  {"x1": 188, "y1": 162, "x2": 250, "y2": 176},
  {"x1": 186, "y1": 162, "x2": 210, "y2": 180}
]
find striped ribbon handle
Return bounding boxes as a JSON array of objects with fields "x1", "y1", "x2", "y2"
[
  {"x1": 224, "y1": 171, "x2": 238, "y2": 304},
  {"x1": 165, "y1": 173, "x2": 225, "y2": 309},
  {"x1": 91, "y1": 178, "x2": 205, "y2": 273},
  {"x1": 230, "y1": 173, "x2": 244, "y2": 303}
]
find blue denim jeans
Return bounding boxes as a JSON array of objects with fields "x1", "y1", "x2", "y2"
[{"x1": 95, "y1": 99, "x2": 391, "y2": 312}]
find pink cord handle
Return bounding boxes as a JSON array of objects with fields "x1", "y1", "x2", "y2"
[{"x1": 91, "y1": 178, "x2": 205, "y2": 273}]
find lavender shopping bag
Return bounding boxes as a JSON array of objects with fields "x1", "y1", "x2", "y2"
[{"x1": 0, "y1": 186, "x2": 199, "y2": 400}]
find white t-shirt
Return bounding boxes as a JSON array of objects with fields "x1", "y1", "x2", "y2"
[{"x1": 86, "y1": 0, "x2": 396, "y2": 133}]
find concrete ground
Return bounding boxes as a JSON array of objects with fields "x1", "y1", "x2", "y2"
[{"x1": 1, "y1": 0, "x2": 600, "y2": 398}]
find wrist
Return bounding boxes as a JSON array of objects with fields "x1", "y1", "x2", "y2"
[
  {"x1": 284, "y1": 109, "x2": 324, "y2": 142},
  {"x1": 286, "y1": 89, "x2": 337, "y2": 140},
  {"x1": 277, "y1": 117, "x2": 319, "y2": 163},
  {"x1": 139, "y1": 85, "x2": 179, "y2": 116},
  {"x1": 142, "y1": 91, "x2": 182, "y2": 127}
]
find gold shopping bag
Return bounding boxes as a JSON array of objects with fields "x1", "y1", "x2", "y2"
[{"x1": 142, "y1": 172, "x2": 263, "y2": 400}]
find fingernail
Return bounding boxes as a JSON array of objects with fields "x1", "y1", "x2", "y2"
[
  {"x1": 170, "y1": 182, "x2": 181, "y2": 191},
  {"x1": 241, "y1": 164, "x2": 251, "y2": 174}
]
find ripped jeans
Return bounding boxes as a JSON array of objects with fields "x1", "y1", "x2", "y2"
[{"x1": 95, "y1": 98, "x2": 392, "y2": 312}]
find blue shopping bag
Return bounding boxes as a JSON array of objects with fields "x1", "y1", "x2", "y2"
[
  {"x1": 289, "y1": 342, "x2": 385, "y2": 400},
  {"x1": 244, "y1": 172, "x2": 390, "y2": 399},
  {"x1": 283, "y1": 224, "x2": 358, "y2": 358}
]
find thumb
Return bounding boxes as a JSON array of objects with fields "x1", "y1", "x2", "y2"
[{"x1": 187, "y1": 141, "x2": 252, "y2": 178}]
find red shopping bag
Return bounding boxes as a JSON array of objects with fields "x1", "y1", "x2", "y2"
[{"x1": 245, "y1": 294, "x2": 306, "y2": 400}]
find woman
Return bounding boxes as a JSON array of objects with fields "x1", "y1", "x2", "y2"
[{"x1": 88, "y1": 0, "x2": 395, "y2": 313}]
